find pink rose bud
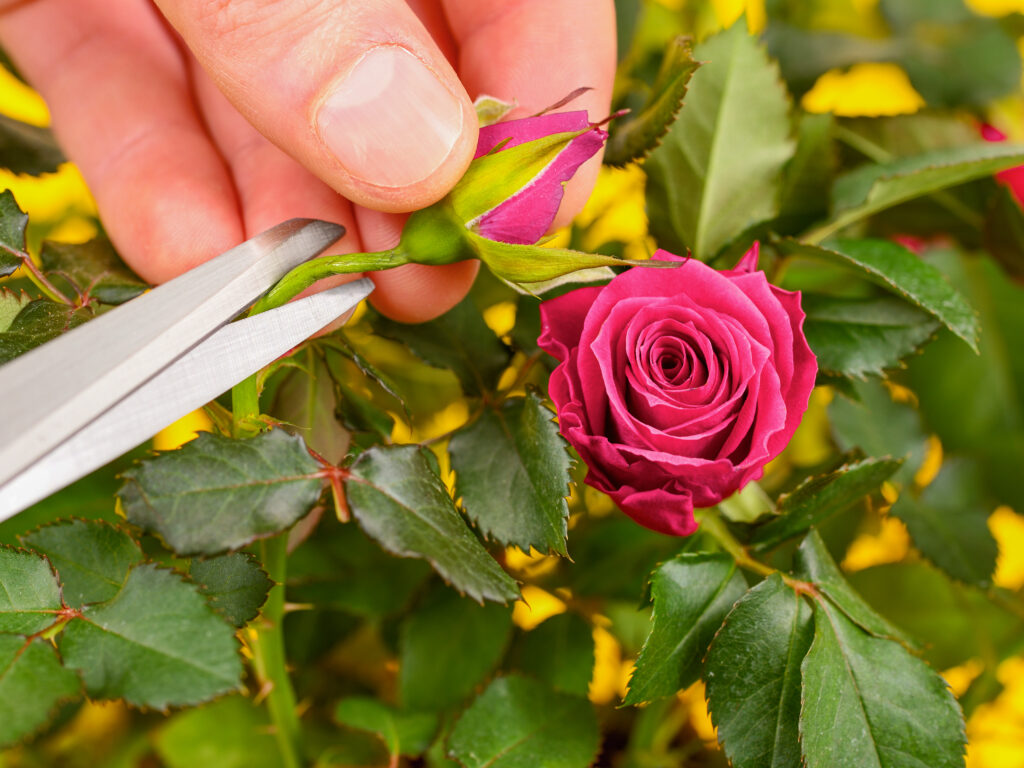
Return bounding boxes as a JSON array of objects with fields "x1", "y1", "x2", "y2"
[{"x1": 538, "y1": 245, "x2": 818, "y2": 536}]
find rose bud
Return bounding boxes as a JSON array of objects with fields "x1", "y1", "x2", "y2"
[{"x1": 538, "y1": 245, "x2": 818, "y2": 536}]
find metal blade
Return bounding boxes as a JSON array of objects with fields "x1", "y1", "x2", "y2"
[
  {"x1": 0, "y1": 218, "x2": 343, "y2": 487},
  {"x1": 0, "y1": 278, "x2": 372, "y2": 521}
]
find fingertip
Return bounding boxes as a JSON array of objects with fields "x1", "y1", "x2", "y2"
[{"x1": 368, "y1": 260, "x2": 479, "y2": 323}]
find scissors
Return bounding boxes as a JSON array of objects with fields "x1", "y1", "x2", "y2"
[{"x1": 0, "y1": 219, "x2": 373, "y2": 520}]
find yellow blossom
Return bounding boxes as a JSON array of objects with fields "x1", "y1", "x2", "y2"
[
  {"x1": 152, "y1": 409, "x2": 213, "y2": 451},
  {"x1": 991, "y1": 506, "x2": 1024, "y2": 591},
  {"x1": 512, "y1": 585, "x2": 566, "y2": 630},
  {"x1": 802, "y1": 63, "x2": 926, "y2": 117},
  {"x1": 843, "y1": 515, "x2": 911, "y2": 571},
  {"x1": 710, "y1": 0, "x2": 766, "y2": 33}
]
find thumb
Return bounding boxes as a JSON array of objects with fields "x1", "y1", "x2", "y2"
[{"x1": 154, "y1": 0, "x2": 478, "y2": 212}]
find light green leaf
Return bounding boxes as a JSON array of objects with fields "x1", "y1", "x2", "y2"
[
  {"x1": 0, "y1": 288, "x2": 30, "y2": 333},
  {"x1": 156, "y1": 695, "x2": 283, "y2": 768},
  {"x1": 511, "y1": 612, "x2": 594, "y2": 697},
  {"x1": 0, "y1": 547, "x2": 62, "y2": 634},
  {"x1": 399, "y1": 586, "x2": 512, "y2": 711},
  {"x1": 20, "y1": 520, "x2": 142, "y2": 608},
  {"x1": 118, "y1": 430, "x2": 323, "y2": 556},
  {"x1": 0, "y1": 189, "x2": 28, "y2": 276},
  {"x1": 646, "y1": 22, "x2": 794, "y2": 260},
  {"x1": 751, "y1": 457, "x2": 903, "y2": 550},
  {"x1": 449, "y1": 675, "x2": 600, "y2": 768},
  {"x1": 813, "y1": 142, "x2": 1024, "y2": 240},
  {"x1": 892, "y1": 460, "x2": 998, "y2": 587},
  {"x1": 346, "y1": 445, "x2": 519, "y2": 604},
  {"x1": 335, "y1": 697, "x2": 438, "y2": 758},
  {"x1": 778, "y1": 239, "x2": 978, "y2": 351},
  {"x1": 450, "y1": 392, "x2": 571, "y2": 556},
  {"x1": 802, "y1": 294, "x2": 940, "y2": 378},
  {"x1": 624, "y1": 553, "x2": 746, "y2": 705},
  {"x1": 0, "y1": 114, "x2": 63, "y2": 177},
  {"x1": 39, "y1": 239, "x2": 147, "y2": 305},
  {"x1": 272, "y1": 348, "x2": 349, "y2": 464},
  {"x1": 190, "y1": 553, "x2": 272, "y2": 627},
  {"x1": 0, "y1": 636, "x2": 81, "y2": 747},
  {"x1": 59, "y1": 564, "x2": 242, "y2": 708},
  {"x1": 605, "y1": 37, "x2": 701, "y2": 165},
  {"x1": 800, "y1": 598, "x2": 965, "y2": 768},
  {"x1": 705, "y1": 575, "x2": 813, "y2": 768},
  {"x1": 795, "y1": 530, "x2": 909, "y2": 644}
]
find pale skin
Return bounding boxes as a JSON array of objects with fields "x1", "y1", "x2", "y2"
[{"x1": 0, "y1": 0, "x2": 616, "y2": 322}]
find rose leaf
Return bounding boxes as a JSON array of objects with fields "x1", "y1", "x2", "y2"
[
  {"x1": 750, "y1": 456, "x2": 903, "y2": 551},
  {"x1": 624, "y1": 553, "x2": 746, "y2": 705},
  {"x1": 0, "y1": 288, "x2": 31, "y2": 333},
  {"x1": 0, "y1": 636, "x2": 81, "y2": 748},
  {"x1": 335, "y1": 697, "x2": 438, "y2": 759},
  {"x1": 0, "y1": 547, "x2": 63, "y2": 635},
  {"x1": 646, "y1": 22, "x2": 795, "y2": 260},
  {"x1": 398, "y1": 585, "x2": 512, "y2": 711},
  {"x1": 59, "y1": 564, "x2": 242, "y2": 709},
  {"x1": 39, "y1": 238, "x2": 147, "y2": 305},
  {"x1": 155, "y1": 696, "x2": 280, "y2": 768},
  {"x1": 0, "y1": 114, "x2": 63, "y2": 177},
  {"x1": 20, "y1": 519, "x2": 143, "y2": 608},
  {"x1": 802, "y1": 294, "x2": 940, "y2": 378},
  {"x1": 448, "y1": 675, "x2": 600, "y2": 768},
  {"x1": 0, "y1": 189, "x2": 28, "y2": 276},
  {"x1": 891, "y1": 459, "x2": 997, "y2": 587},
  {"x1": 345, "y1": 444, "x2": 520, "y2": 604},
  {"x1": 0, "y1": 299, "x2": 91, "y2": 366},
  {"x1": 509, "y1": 612, "x2": 595, "y2": 697},
  {"x1": 799, "y1": 597, "x2": 966, "y2": 768},
  {"x1": 705, "y1": 575, "x2": 814, "y2": 768},
  {"x1": 450, "y1": 392, "x2": 572, "y2": 556},
  {"x1": 117, "y1": 430, "x2": 324, "y2": 557},
  {"x1": 189, "y1": 553, "x2": 272, "y2": 628}
]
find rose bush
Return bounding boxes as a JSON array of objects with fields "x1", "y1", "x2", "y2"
[{"x1": 538, "y1": 244, "x2": 817, "y2": 536}]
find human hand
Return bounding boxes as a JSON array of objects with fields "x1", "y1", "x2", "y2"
[{"x1": 0, "y1": 0, "x2": 615, "y2": 322}]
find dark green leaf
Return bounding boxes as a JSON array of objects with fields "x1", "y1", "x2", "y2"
[
  {"x1": 118, "y1": 430, "x2": 322, "y2": 556},
  {"x1": 449, "y1": 675, "x2": 600, "y2": 768},
  {"x1": 272, "y1": 348, "x2": 349, "y2": 464},
  {"x1": 829, "y1": 378, "x2": 928, "y2": 487},
  {"x1": 0, "y1": 636, "x2": 80, "y2": 747},
  {"x1": 752, "y1": 457, "x2": 903, "y2": 550},
  {"x1": 450, "y1": 392, "x2": 571, "y2": 556},
  {"x1": 0, "y1": 300, "x2": 91, "y2": 365},
  {"x1": 892, "y1": 460, "x2": 997, "y2": 587},
  {"x1": 799, "y1": 598, "x2": 965, "y2": 768},
  {"x1": 0, "y1": 547, "x2": 62, "y2": 634},
  {"x1": 983, "y1": 184, "x2": 1024, "y2": 280},
  {"x1": 155, "y1": 695, "x2": 282, "y2": 768},
  {"x1": 795, "y1": 530, "x2": 908, "y2": 644},
  {"x1": 511, "y1": 612, "x2": 594, "y2": 696},
  {"x1": 346, "y1": 445, "x2": 519, "y2": 604},
  {"x1": 190, "y1": 553, "x2": 271, "y2": 627},
  {"x1": 802, "y1": 294, "x2": 939, "y2": 378},
  {"x1": 605, "y1": 37, "x2": 701, "y2": 165},
  {"x1": 60, "y1": 564, "x2": 242, "y2": 708},
  {"x1": 0, "y1": 288, "x2": 29, "y2": 333},
  {"x1": 646, "y1": 22, "x2": 794, "y2": 260},
  {"x1": 398, "y1": 586, "x2": 512, "y2": 710},
  {"x1": 705, "y1": 575, "x2": 813, "y2": 768},
  {"x1": 39, "y1": 239, "x2": 146, "y2": 305},
  {"x1": 369, "y1": 298, "x2": 510, "y2": 397},
  {"x1": 0, "y1": 189, "x2": 28, "y2": 276},
  {"x1": 335, "y1": 697, "x2": 438, "y2": 757},
  {"x1": 624, "y1": 553, "x2": 746, "y2": 705},
  {"x1": 814, "y1": 142, "x2": 1024, "y2": 239},
  {"x1": 0, "y1": 114, "x2": 63, "y2": 176},
  {"x1": 778, "y1": 239, "x2": 978, "y2": 350},
  {"x1": 20, "y1": 520, "x2": 142, "y2": 608},
  {"x1": 287, "y1": 514, "x2": 430, "y2": 617},
  {"x1": 777, "y1": 112, "x2": 836, "y2": 232}
]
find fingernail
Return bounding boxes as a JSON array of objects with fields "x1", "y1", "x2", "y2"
[{"x1": 316, "y1": 46, "x2": 464, "y2": 188}]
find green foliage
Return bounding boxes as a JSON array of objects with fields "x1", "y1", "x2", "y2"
[
  {"x1": 39, "y1": 239, "x2": 147, "y2": 305},
  {"x1": 448, "y1": 675, "x2": 600, "y2": 768},
  {"x1": 346, "y1": 444, "x2": 519, "y2": 604},
  {"x1": 0, "y1": 299, "x2": 90, "y2": 365},
  {"x1": 625, "y1": 553, "x2": 746, "y2": 704},
  {"x1": 0, "y1": 288, "x2": 29, "y2": 332},
  {"x1": 450, "y1": 392, "x2": 572, "y2": 556},
  {"x1": 118, "y1": 430, "x2": 323, "y2": 556},
  {"x1": 189, "y1": 553, "x2": 272, "y2": 627},
  {"x1": 335, "y1": 697, "x2": 438, "y2": 759},
  {"x1": 59, "y1": 564, "x2": 242, "y2": 709},
  {"x1": 0, "y1": 547, "x2": 62, "y2": 634},
  {"x1": 0, "y1": 115, "x2": 63, "y2": 176},
  {"x1": 0, "y1": 189, "x2": 28, "y2": 276},
  {"x1": 646, "y1": 22, "x2": 794, "y2": 259},
  {"x1": 155, "y1": 696, "x2": 282, "y2": 768},
  {"x1": 510, "y1": 612, "x2": 595, "y2": 696},
  {"x1": 0, "y1": 637, "x2": 80, "y2": 748}
]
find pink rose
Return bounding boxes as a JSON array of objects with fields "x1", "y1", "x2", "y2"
[{"x1": 538, "y1": 245, "x2": 817, "y2": 536}]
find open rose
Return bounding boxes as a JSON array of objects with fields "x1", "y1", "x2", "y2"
[{"x1": 538, "y1": 245, "x2": 817, "y2": 536}]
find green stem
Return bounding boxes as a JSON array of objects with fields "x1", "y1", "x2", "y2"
[
  {"x1": 0, "y1": 242, "x2": 73, "y2": 305},
  {"x1": 698, "y1": 511, "x2": 776, "y2": 579},
  {"x1": 250, "y1": 248, "x2": 408, "y2": 316},
  {"x1": 251, "y1": 536, "x2": 303, "y2": 768}
]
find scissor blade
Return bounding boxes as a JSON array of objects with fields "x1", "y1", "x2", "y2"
[
  {"x1": 0, "y1": 278, "x2": 373, "y2": 520},
  {"x1": 0, "y1": 218, "x2": 343, "y2": 487}
]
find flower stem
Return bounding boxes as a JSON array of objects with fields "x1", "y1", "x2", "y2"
[
  {"x1": 251, "y1": 535, "x2": 303, "y2": 768},
  {"x1": 0, "y1": 243, "x2": 73, "y2": 305},
  {"x1": 698, "y1": 511, "x2": 776, "y2": 578}
]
